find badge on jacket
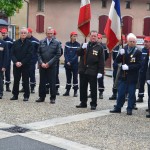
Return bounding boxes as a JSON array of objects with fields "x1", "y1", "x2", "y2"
[
  {"x1": 130, "y1": 57, "x2": 135, "y2": 62},
  {"x1": 93, "y1": 50, "x2": 98, "y2": 56}
]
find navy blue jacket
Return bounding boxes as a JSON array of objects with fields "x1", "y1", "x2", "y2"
[
  {"x1": 64, "y1": 41, "x2": 80, "y2": 67},
  {"x1": 116, "y1": 45, "x2": 142, "y2": 83},
  {"x1": 0, "y1": 40, "x2": 8, "y2": 69},
  {"x1": 27, "y1": 36, "x2": 39, "y2": 64},
  {"x1": 139, "y1": 47, "x2": 149, "y2": 73},
  {"x1": 11, "y1": 38, "x2": 33, "y2": 66},
  {"x1": 3, "y1": 36, "x2": 13, "y2": 62}
]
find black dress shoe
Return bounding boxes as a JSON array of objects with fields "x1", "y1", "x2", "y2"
[
  {"x1": 109, "y1": 94, "x2": 117, "y2": 100},
  {"x1": 6, "y1": 87, "x2": 11, "y2": 92},
  {"x1": 91, "y1": 106, "x2": 96, "y2": 110},
  {"x1": 31, "y1": 89, "x2": 35, "y2": 93},
  {"x1": 23, "y1": 98, "x2": 29, "y2": 101},
  {"x1": 0, "y1": 95, "x2": 2, "y2": 99},
  {"x1": 76, "y1": 104, "x2": 87, "y2": 108},
  {"x1": 99, "y1": 92, "x2": 103, "y2": 99},
  {"x1": 10, "y1": 96, "x2": 18, "y2": 100},
  {"x1": 63, "y1": 91, "x2": 69, "y2": 96},
  {"x1": 136, "y1": 97, "x2": 143, "y2": 103},
  {"x1": 146, "y1": 114, "x2": 150, "y2": 118},
  {"x1": 146, "y1": 109, "x2": 149, "y2": 112},
  {"x1": 127, "y1": 110, "x2": 132, "y2": 115},
  {"x1": 36, "y1": 98, "x2": 45, "y2": 102},
  {"x1": 110, "y1": 108, "x2": 121, "y2": 113},
  {"x1": 50, "y1": 99, "x2": 55, "y2": 104},
  {"x1": 19, "y1": 88, "x2": 24, "y2": 93},
  {"x1": 73, "y1": 91, "x2": 78, "y2": 97}
]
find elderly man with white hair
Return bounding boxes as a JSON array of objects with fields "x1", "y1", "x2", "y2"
[{"x1": 110, "y1": 33, "x2": 142, "y2": 115}]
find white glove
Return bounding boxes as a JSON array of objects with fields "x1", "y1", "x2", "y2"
[
  {"x1": 97, "y1": 73, "x2": 102, "y2": 79},
  {"x1": 82, "y1": 43, "x2": 88, "y2": 49},
  {"x1": 122, "y1": 64, "x2": 129, "y2": 70},
  {"x1": 119, "y1": 48, "x2": 125, "y2": 55},
  {"x1": 147, "y1": 80, "x2": 150, "y2": 85}
]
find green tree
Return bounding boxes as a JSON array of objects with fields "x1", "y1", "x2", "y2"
[{"x1": 0, "y1": 0, "x2": 23, "y2": 17}]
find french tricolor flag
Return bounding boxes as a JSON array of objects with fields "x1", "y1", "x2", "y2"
[{"x1": 104, "y1": 0, "x2": 121, "y2": 52}]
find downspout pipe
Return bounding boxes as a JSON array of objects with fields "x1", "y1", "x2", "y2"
[{"x1": 24, "y1": 0, "x2": 29, "y2": 27}]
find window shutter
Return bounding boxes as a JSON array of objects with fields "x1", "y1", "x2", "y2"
[
  {"x1": 99, "y1": 15, "x2": 108, "y2": 35},
  {"x1": 122, "y1": 16, "x2": 133, "y2": 35},
  {"x1": 143, "y1": 17, "x2": 150, "y2": 36},
  {"x1": 36, "y1": 15, "x2": 44, "y2": 33}
]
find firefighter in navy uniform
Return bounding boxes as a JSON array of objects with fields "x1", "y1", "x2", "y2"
[
  {"x1": 110, "y1": 33, "x2": 142, "y2": 115},
  {"x1": 63, "y1": 31, "x2": 80, "y2": 97},
  {"x1": 0, "y1": 31, "x2": 8, "y2": 99},
  {"x1": 97, "y1": 34, "x2": 109, "y2": 99},
  {"x1": 109, "y1": 44, "x2": 120, "y2": 100},
  {"x1": 76, "y1": 30, "x2": 104, "y2": 110},
  {"x1": 143, "y1": 37, "x2": 150, "y2": 118},
  {"x1": 1, "y1": 28, "x2": 13, "y2": 92},
  {"x1": 136, "y1": 37, "x2": 149, "y2": 103},
  {"x1": 19, "y1": 28, "x2": 39, "y2": 93}
]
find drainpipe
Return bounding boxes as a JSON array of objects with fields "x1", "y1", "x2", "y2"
[{"x1": 24, "y1": 0, "x2": 29, "y2": 27}]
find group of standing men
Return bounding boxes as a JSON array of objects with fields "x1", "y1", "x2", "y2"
[{"x1": 0, "y1": 26, "x2": 150, "y2": 117}]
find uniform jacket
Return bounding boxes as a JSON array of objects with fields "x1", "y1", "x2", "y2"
[
  {"x1": 99, "y1": 42, "x2": 109, "y2": 61},
  {"x1": 3, "y1": 36, "x2": 13, "y2": 61},
  {"x1": 38, "y1": 38, "x2": 61, "y2": 67},
  {"x1": 112, "y1": 45, "x2": 120, "y2": 69},
  {"x1": 27, "y1": 36, "x2": 39, "y2": 64},
  {"x1": 0, "y1": 40, "x2": 8, "y2": 69},
  {"x1": 116, "y1": 45, "x2": 142, "y2": 83},
  {"x1": 11, "y1": 38, "x2": 33, "y2": 66},
  {"x1": 64, "y1": 41, "x2": 80, "y2": 67},
  {"x1": 139, "y1": 47, "x2": 149, "y2": 73},
  {"x1": 77, "y1": 41, "x2": 104, "y2": 76}
]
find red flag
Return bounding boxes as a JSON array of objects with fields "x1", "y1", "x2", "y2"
[
  {"x1": 104, "y1": 0, "x2": 121, "y2": 52},
  {"x1": 78, "y1": 0, "x2": 91, "y2": 37}
]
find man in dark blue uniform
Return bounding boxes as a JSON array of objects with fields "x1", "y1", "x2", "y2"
[
  {"x1": 0, "y1": 31, "x2": 8, "y2": 99},
  {"x1": 110, "y1": 33, "x2": 142, "y2": 115},
  {"x1": 63, "y1": 32, "x2": 80, "y2": 97},
  {"x1": 143, "y1": 37, "x2": 150, "y2": 118},
  {"x1": 19, "y1": 28, "x2": 39, "y2": 93},
  {"x1": 136, "y1": 37, "x2": 149, "y2": 103},
  {"x1": 109, "y1": 44, "x2": 120, "y2": 100},
  {"x1": 1, "y1": 28, "x2": 13, "y2": 92}
]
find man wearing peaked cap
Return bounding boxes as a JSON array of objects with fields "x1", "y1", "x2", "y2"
[
  {"x1": 63, "y1": 31, "x2": 80, "y2": 97},
  {"x1": 1, "y1": 28, "x2": 13, "y2": 92},
  {"x1": 136, "y1": 36, "x2": 150, "y2": 103}
]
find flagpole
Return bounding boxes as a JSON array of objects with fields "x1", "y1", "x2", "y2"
[{"x1": 84, "y1": 37, "x2": 87, "y2": 65}]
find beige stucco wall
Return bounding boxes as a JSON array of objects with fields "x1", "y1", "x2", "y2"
[
  {"x1": 29, "y1": 0, "x2": 150, "y2": 46},
  {"x1": 11, "y1": 1, "x2": 28, "y2": 28}
]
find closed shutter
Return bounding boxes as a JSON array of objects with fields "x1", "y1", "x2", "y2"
[
  {"x1": 99, "y1": 15, "x2": 108, "y2": 35},
  {"x1": 36, "y1": 15, "x2": 44, "y2": 33},
  {"x1": 143, "y1": 17, "x2": 150, "y2": 36},
  {"x1": 122, "y1": 16, "x2": 133, "y2": 35}
]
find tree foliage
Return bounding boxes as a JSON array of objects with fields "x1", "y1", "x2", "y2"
[{"x1": 0, "y1": 0, "x2": 23, "y2": 17}]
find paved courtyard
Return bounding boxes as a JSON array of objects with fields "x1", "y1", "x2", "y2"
[{"x1": 0, "y1": 65, "x2": 149, "y2": 150}]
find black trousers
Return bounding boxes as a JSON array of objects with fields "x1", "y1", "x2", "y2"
[
  {"x1": 5, "y1": 60, "x2": 11, "y2": 85},
  {"x1": 79, "y1": 74, "x2": 97, "y2": 107},
  {"x1": 147, "y1": 84, "x2": 150, "y2": 110},
  {"x1": 39, "y1": 66, "x2": 56, "y2": 100},
  {"x1": 12, "y1": 65, "x2": 30, "y2": 98},
  {"x1": 0, "y1": 71, "x2": 4, "y2": 95}
]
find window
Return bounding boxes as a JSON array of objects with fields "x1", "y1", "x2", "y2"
[
  {"x1": 125, "y1": 1, "x2": 131, "y2": 9},
  {"x1": 98, "y1": 15, "x2": 108, "y2": 35},
  {"x1": 36, "y1": 15, "x2": 44, "y2": 33},
  {"x1": 147, "y1": 3, "x2": 150, "y2": 11},
  {"x1": 122, "y1": 16, "x2": 133, "y2": 35},
  {"x1": 143, "y1": 17, "x2": 150, "y2": 36},
  {"x1": 38, "y1": 0, "x2": 44, "y2": 12},
  {"x1": 101, "y1": 0, "x2": 107, "y2": 8}
]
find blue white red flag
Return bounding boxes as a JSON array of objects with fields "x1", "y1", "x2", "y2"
[{"x1": 104, "y1": 0, "x2": 121, "y2": 52}]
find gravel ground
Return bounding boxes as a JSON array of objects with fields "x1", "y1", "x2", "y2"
[{"x1": 40, "y1": 109, "x2": 150, "y2": 150}]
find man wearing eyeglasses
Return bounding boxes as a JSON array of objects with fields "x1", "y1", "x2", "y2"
[
  {"x1": 110, "y1": 33, "x2": 142, "y2": 115},
  {"x1": 10, "y1": 27, "x2": 33, "y2": 101}
]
